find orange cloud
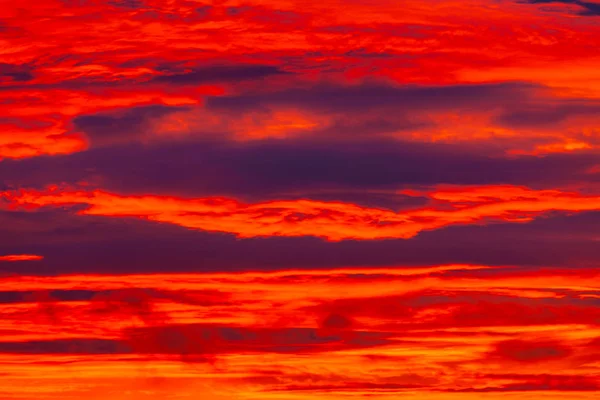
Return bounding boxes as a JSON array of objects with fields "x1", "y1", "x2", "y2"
[
  {"x1": 0, "y1": 254, "x2": 43, "y2": 262},
  {"x1": 2, "y1": 185, "x2": 600, "y2": 241},
  {"x1": 0, "y1": 0, "x2": 599, "y2": 161},
  {"x1": 0, "y1": 265, "x2": 599, "y2": 398},
  {"x1": 0, "y1": 87, "x2": 214, "y2": 159}
]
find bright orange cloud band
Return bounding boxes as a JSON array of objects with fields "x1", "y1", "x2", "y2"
[
  {"x1": 0, "y1": 254, "x2": 43, "y2": 262},
  {"x1": 2, "y1": 185, "x2": 599, "y2": 240}
]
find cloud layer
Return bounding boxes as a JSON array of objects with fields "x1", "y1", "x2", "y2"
[
  {"x1": 3, "y1": 185, "x2": 600, "y2": 241},
  {"x1": 2, "y1": 0, "x2": 600, "y2": 398},
  {"x1": 1, "y1": 266, "x2": 600, "y2": 398}
]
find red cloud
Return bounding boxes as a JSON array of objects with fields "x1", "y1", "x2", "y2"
[
  {"x1": 0, "y1": 254, "x2": 43, "y2": 262},
  {"x1": 3, "y1": 185, "x2": 600, "y2": 240},
  {"x1": 491, "y1": 339, "x2": 572, "y2": 362}
]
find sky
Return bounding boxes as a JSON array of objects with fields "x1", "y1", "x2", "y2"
[{"x1": 1, "y1": 0, "x2": 600, "y2": 398}]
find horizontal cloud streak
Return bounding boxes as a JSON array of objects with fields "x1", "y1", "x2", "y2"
[
  {"x1": 0, "y1": 265, "x2": 599, "y2": 397},
  {"x1": 0, "y1": 254, "x2": 43, "y2": 262},
  {"x1": 3, "y1": 185, "x2": 600, "y2": 240}
]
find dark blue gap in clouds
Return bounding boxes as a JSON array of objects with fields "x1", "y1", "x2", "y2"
[
  {"x1": 2, "y1": 139, "x2": 598, "y2": 202},
  {"x1": 1, "y1": 209, "x2": 599, "y2": 275}
]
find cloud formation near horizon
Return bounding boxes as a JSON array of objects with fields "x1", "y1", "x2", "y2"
[{"x1": 1, "y1": 266, "x2": 600, "y2": 398}]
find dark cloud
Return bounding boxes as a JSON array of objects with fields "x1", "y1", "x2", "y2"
[
  {"x1": 270, "y1": 382, "x2": 428, "y2": 391},
  {"x1": 220, "y1": 6, "x2": 309, "y2": 26},
  {"x1": 310, "y1": 289, "x2": 600, "y2": 331},
  {"x1": 194, "y1": 5, "x2": 213, "y2": 18},
  {"x1": 0, "y1": 338, "x2": 131, "y2": 355},
  {"x1": 1, "y1": 207, "x2": 599, "y2": 275},
  {"x1": 107, "y1": 0, "x2": 146, "y2": 8},
  {"x1": 2, "y1": 138, "x2": 598, "y2": 202},
  {"x1": 273, "y1": 374, "x2": 600, "y2": 392},
  {"x1": 577, "y1": 1, "x2": 600, "y2": 15},
  {"x1": 61, "y1": 0, "x2": 147, "y2": 9},
  {"x1": 150, "y1": 64, "x2": 287, "y2": 85},
  {"x1": 452, "y1": 376, "x2": 600, "y2": 392},
  {"x1": 73, "y1": 104, "x2": 191, "y2": 146},
  {"x1": 0, "y1": 63, "x2": 286, "y2": 92},
  {"x1": 0, "y1": 288, "x2": 229, "y2": 307},
  {"x1": 0, "y1": 289, "x2": 99, "y2": 304},
  {"x1": 519, "y1": 0, "x2": 600, "y2": 16},
  {"x1": 0, "y1": 326, "x2": 393, "y2": 356},
  {"x1": 0, "y1": 63, "x2": 34, "y2": 83},
  {"x1": 320, "y1": 313, "x2": 354, "y2": 330},
  {"x1": 495, "y1": 102, "x2": 600, "y2": 128},
  {"x1": 65, "y1": 79, "x2": 600, "y2": 153},
  {"x1": 206, "y1": 80, "x2": 600, "y2": 135},
  {"x1": 206, "y1": 81, "x2": 538, "y2": 113},
  {"x1": 125, "y1": 324, "x2": 394, "y2": 355},
  {"x1": 491, "y1": 339, "x2": 572, "y2": 362}
]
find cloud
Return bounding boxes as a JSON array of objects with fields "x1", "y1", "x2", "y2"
[
  {"x1": 3, "y1": 185, "x2": 600, "y2": 241},
  {"x1": 490, "y1": 339, "x2": 572, "y2": 362},
  {"x1": 150, "y1": 64, "x2": 288, "y2": 85},
  {"x1": 72, "y1": 104, "x2": 192, "y2": 146},
  {"x1": 310, "y1": 288, "x2": 600, "y2": 332},
  {"x1": 202, "y1": 80, "x2": 600, "y2": 152},
  {"x1": 1, "y1": 0, "x2": 600, "y2": 397},
  {"x1": 206, "y1": 81, "x2": 538, "y2": 113},
  {"x1": 0, "y1": 63, "x2": 34, "y2": 83},
  {"x1": 0, "y1": 287, "x2": 229, "y2": 309},
  {"x1": 1, "y1": 264, "x2": 599, "y2": 396},
  {"x1": 519, "y1": 0, "x2": 600, "y2": 16},
  {"x1": 0, "y1": 338, "x2": 131, "y2": 354},
  {"x1": 0, "y1": 116, "x2": 88, "y2": 160},
  {"x1": 0, "y1": 326, "x2": 393, "y2": 358},
  {"x1": 58, "y1": 80, "x2": 600, "y2": 155},
  {"x1": 2, "y1": 207, "x2": 600, "y2": 275},
  {"x1": 2, "y1": 138, "x2": 598, "y2": 204},
  {"x1": 494, "y1": 102, "x2": 600, "y2": 129},
  {"x1": 320, "y1": 313, "x2": 353, "y2": 330},
  {"x1": 0, "y1": 254, "x2": 43, "y2": 262},
  {"x1": 454, "y1": 376, "x2": 600, "y2": 392},
  {"x1": 107, "y1": 0, "x2": 146, "y2": 9},
  {"x1": 124, "y1": 324, "x2": 394, "y2": 358}
]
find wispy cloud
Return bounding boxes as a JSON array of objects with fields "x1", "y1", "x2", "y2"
[{"x1": 0, "y1": 254, "x2": 43, "y2": 262}]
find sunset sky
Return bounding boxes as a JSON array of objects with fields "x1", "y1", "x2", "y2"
[{"x1": 1, "y1": 0, "x2": 600, "y2": 399}]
